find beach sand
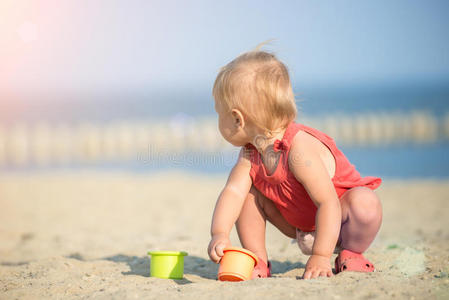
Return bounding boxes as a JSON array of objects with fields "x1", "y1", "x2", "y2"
[{"x1": 0, "y1": 171, "x2": 448, "y2": 299}]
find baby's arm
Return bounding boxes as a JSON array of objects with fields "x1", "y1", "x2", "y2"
[
  {"x1": 288, "y1": 132, "x2": 341, "y2": 279},
  {"x1": 208, "y1": 148, "x2": 252, "y2": 263}
]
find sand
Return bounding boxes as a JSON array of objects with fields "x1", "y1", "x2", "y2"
[{"x1": 0, "y1": 171, "x2": 448, "y2": 299}]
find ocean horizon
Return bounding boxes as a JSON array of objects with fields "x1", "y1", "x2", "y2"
[{"x1": 1, "y1": 80, "x2": 448, "y2": 178}]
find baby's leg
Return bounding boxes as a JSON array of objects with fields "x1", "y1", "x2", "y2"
[
  {"x1": 236, "y1": 185, "x2": 296, "y2": 264},
  {"x1": 339, "y1": 186, "x2": 382, "y2": 253}
]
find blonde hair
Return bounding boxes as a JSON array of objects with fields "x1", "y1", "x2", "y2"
[{"x1": 213, "y1": 44, "x2": 297, "y2": 137}]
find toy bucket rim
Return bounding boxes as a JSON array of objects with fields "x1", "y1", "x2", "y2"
[
  {"x1": 223, "y1": 247, "x2": 258, "y2": 267},
  {"x1": 218, "y1": 271, "x2": 247, "y2": 281},
  {"x1": 148, "y1": 251, "x2": 188, "y2": 256}
]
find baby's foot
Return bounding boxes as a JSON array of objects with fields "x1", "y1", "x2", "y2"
[
  {"x1": 296, "y1": 229, "x2": 315, "y2": 255},
  {"x1": 335, "y1": 249, "x2": 375, "y2": 273},
  {"x1": 296, "y1": 228, "x2": 342, "y2": 255}
]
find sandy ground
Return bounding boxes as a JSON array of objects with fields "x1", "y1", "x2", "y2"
[{"x1": 0, "y1": 171, "x2": 448, "y2": 299}]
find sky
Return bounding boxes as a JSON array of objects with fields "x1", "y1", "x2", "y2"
[{"x1": 1, "y1": 0, "x2": 449, "y2": 103}]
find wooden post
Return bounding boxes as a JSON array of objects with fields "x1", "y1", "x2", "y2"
[{"x1": 8, "y1": 123, "x2": 29, "y2": 166}]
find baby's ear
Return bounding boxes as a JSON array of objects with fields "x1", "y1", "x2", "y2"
[{"x1": 231, "y1": 109, "x2": 245, "y2": 129}]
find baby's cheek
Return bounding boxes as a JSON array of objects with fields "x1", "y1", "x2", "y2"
[
  {"x1": 219, "y1": 126, "x2": 232, "y2": 143},
  {"x1": 217, "y1": 120, "x2": 227, "y2": 136}
]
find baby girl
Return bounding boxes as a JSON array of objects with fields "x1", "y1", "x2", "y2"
[{"x1": 207, "y1": 47, "x2": 382, "y2": 280}]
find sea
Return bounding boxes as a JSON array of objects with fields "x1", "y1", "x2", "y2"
[{"x1": 1, "y1": 80, "x2": 449, "y2": 179}]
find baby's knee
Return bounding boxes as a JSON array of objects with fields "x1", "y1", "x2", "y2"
[{"x1": 346, "y1": 187, "x2": 382, "y2": 224}]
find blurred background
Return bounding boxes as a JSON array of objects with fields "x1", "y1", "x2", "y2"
[
  {"x1": 2, "y1": 4, "x2": 449, "y2": 298},
  {"x1": 1, "y1": 0, "x2": 449, "y2": 178}
]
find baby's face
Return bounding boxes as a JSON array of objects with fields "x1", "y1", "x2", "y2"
[{"x1": 214, "y1": 99, "x2": 250, "y2": 147}]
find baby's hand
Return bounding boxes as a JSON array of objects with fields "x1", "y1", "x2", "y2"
[
  {"x1": 207, "y1": 233, "x2": 231, "y2": 263},
  {"x1": 303, "y1": 254, "x2": 333, "y2": 279}
]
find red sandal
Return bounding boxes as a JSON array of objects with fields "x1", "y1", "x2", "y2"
[
  {"x1": 251, "y1": 257, "x2": 272, "y2": 279},
  {"x1": 335, "y1": 249, "x2": 375, "y2": 273}
]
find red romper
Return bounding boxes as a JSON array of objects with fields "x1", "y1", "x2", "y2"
[{"x1": 244, "y1": 121, "x2": 382, "y2": 232}]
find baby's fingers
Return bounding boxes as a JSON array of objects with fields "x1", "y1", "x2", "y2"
[
  {"x1": 208, "y1": 248, "x2": 221, "y2": 264},
  {"x1": 207, "y1": 243, "x2": 221, "y2": 263},
  {"x1": 215, "y1": 242, "x2": 226, "y2": 257},
  {"x1": 303, "y1": 268, "x2": 331, "y2": 280},
  {"x1": 209, "y1": 242, "x2": 227, "y2": 264},
  {"x1": 311, "y1": 269, "x2": 321, "y2": 279},
  {"x1": 319, "y1": 270, "x2": 330, "y2": 278},
  {"x1": 302, "y1": 269, "x2": 312, "y2": 280}
]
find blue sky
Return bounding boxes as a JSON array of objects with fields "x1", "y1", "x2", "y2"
[{"x1": 1, "y1": 0, "x2": 449, "y2": 99}]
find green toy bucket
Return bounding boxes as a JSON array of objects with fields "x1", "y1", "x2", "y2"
[{"x1": 148, "y1": 251, "x2": 188, "y2": 279}]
